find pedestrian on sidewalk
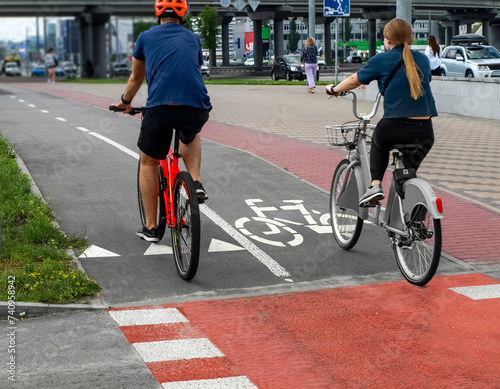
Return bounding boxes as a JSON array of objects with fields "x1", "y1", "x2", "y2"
[
  {"x1": 326, "y1": 18, "x2": 437, "y2": 206},
  {"x1": 45, "y1": 48, "x2": 58, "y2": 83},
  {"x1": 425, "y1": 35, "x2": 443, "y2": 76},
  {"x1": 111, "y1": 0, "x2": 212, "y2": 243},
  {"x1": 301, "y1": 38, "x2": 318, "y2": 93}
]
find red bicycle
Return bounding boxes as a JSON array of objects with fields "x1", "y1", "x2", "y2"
[{"x1": 110, "y1": 106, "x2": 200, "y2": 280}]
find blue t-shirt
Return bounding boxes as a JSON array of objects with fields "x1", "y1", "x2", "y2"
[
  {"x1": 357, "y1": 47, "x2": 437, "y2": 118},
  {"x1": 133, "y1": 23, "x2": 211, "y2": 110}
]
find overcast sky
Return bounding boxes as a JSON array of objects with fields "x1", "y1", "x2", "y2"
[{"x1": 1, "y1": 17, "x2": 43, "y2": 42}]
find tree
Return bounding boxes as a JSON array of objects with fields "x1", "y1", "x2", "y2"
[
  {"x1": 183, "y1": 13, "x2": 194, "y2": 32},
  {"x1": 197, "y1": 5, "x2": 219, "y2": 66},
  {"x1": 133, "y1": 20, "x2": 157, "y2": 42},
  {"x1": 288, "y1": 19, "x2": 300, "y2": 53}
]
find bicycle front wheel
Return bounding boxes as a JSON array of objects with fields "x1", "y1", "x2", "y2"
[
  {"x1": 137, "y1": 160, "x2": 166, "y2": 240},
  {"x1": 393, "y1": 203, "x2": 442, "y2": 286},
  {"x1": 171, "y1": 172, "x2": 201, "y2": 280},
  {"x1": 330, "y1": 159, "x2": 363, "y2": 250}
]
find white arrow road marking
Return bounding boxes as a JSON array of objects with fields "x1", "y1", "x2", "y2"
[
  {"x1": 144, "y1": 243, "x2": 173, "y2": 255},
  {"x1": 208, "y1": 239, "x2": 245, "y2": 253},
  {"x1": 79, "y1": 245, "x2": 120, "y2": 258}
]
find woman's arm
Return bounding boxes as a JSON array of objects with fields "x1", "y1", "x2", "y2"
[{"x1": 325, "y1": 73, "x2": 362, "y2": 96}]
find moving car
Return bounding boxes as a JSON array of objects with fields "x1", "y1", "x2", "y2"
[
  {"x1": 271, "y1": 55, "x2": 306, "y2": 81},
  {"x1": 439, "y1": 34, "x2": 500, "y2": 78},
  {"x1": 31, "y1": 65, "x2": 65, "y2": 77},
  {"x1": 5, "y1": 62, "x2": 21, "y2": 76},
  {"x1": 201, "y1": 61, "x2": 209, "y2": 77}
]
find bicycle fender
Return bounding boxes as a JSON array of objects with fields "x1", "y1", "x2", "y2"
[{"x1": 402, "y1": 179, "x2": 444, "y2": 219}]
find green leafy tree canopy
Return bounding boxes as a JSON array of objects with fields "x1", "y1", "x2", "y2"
[{"x1": 197, "y1": 5, "x2": 219, "y2": 50}]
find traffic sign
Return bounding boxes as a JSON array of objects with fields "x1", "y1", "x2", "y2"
[{"x1": 324, "y1": 0, "x2": 350, "y2": 17}]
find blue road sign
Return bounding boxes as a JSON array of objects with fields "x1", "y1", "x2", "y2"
[{"x1": 324, "y1": 0, "x2": 350, "y2": 17}]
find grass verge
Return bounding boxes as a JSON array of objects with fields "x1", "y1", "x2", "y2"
[{"x1": 0, "y1": 135, "x2": 100, "y2": 303}]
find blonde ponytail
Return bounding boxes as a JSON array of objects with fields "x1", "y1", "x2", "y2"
[
  {"x1": 402, "y1": 43, "x2": 423, "y2": 99},
  {"x1": 384, "y1": 19, "x2": 423, "y2": 100}
]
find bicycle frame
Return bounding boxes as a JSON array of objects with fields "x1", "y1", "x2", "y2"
[{"x1": 159, "y1": 130, "x2": 181, "y2": 229}]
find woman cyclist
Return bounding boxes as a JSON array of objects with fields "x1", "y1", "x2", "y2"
[{"x1": 326, "y1": 18, "x2": 437, "y2": 206}]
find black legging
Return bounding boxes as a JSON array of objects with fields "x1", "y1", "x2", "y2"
[{"x1": 370, "y1": 117, "x2": 435, "y2": 181}]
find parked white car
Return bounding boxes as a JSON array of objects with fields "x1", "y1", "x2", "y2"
[
  {"x1": 5, "y1": 62, "x2": 21, "y2": 76},
  {"x1": 440, "y1": 34, "x2": 500, "y2": 78}
]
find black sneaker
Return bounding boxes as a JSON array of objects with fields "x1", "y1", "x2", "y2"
[
  {"x1": 137, "y1": 226, "x2": 160, "y2": 242},
  {"x1": 194, "y1": 180, "x2": 209, "y2": 203}
]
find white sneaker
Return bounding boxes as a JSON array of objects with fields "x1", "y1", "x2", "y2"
[{"x1": 359, "y1": 184, "x2": 384, "y2": 206}]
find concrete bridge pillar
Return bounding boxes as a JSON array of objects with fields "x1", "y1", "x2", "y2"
[
  {"x1": 77, "y1": 6, "x2": 111, "y2": 78},
  {"x1": 219, "y1": 13, "x2": 234, "y2": 66},
  {"x1": 490, "y1": 21, "x2": 500, "y2": 50},
  {"x1": 273, "y1": 6, "x2": 292, "y2": 58},
  {"x1": 368, "y1": 19, "x2": 376, "y2": 58},
  {"x1": 248, "y1": 10, "x2": 273, "y2": 66},
  {"x1": 253, "y1": 19, "x2": 263, "y2": 66},
  {"x1": 77, "y1": 13, "x2": 92, "y2": 77},
  {"x1": 323, "y1": 18, "x2": 333, "y2": 64}
]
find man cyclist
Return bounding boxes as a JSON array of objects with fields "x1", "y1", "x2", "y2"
[{"x1": 113, "y1": 0, "x2": 212, "y2": 242}]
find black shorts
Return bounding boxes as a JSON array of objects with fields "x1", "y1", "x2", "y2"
[{"x1": 137, "y1": 105, "x2": 210, "y2": 160}]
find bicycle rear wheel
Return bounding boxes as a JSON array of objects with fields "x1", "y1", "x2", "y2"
[
  {"x1": 330, "y1": 159, "x2": 363, "y2": 250},
  {"x1": 171, "y1": 171, "x2": 200, "y2": 280},
  {"x1": 393, "y1": 203, "x2": 442, "y2": 286},
  {"x1": 137, "y1": 160, "x2": 166, "y2": 240}
]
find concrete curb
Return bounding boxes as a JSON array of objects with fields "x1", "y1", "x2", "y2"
[
  {"x1": 0, "y1": 150, "x2": 107, "y2": 317},
  {"x1": 0, "y1": 300, "x2": 108, "y2": 319}
]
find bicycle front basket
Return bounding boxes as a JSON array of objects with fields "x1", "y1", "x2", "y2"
[{"x1": 325, "y1": 123, "x2": 375, "y2": 147}]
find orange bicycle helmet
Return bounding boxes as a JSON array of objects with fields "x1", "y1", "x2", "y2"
[{"x1": 155, "y1": 0, "x2": 188, "y2": 18}]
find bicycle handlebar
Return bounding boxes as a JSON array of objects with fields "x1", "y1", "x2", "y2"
[
  {"x1": 329, "y1": 90, "x2": 382, "y2": 121},
  {"x1": 108, "y1": 106, "x2": 146, "y2": 116}
]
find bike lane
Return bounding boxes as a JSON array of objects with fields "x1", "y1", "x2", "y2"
[{"x1": 6, "y1": 83, "x2": 500, "y2": 388}]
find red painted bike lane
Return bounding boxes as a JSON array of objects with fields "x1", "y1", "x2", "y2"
[{"x1": 110, "y1": 273, "x2": 500, "y2": 388}]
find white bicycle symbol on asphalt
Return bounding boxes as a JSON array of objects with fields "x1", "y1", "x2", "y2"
[{"x1": 235, "y1": 199, "x2": 332, "y2": 247}]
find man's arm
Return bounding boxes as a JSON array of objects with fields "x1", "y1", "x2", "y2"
[{"x1": 112, "y1": 58, "x2": 146, "y2": 113}]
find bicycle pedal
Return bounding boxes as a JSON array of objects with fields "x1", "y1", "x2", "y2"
[{"x1": 360, "y1": 200, "x2": 380, "y2": 208}]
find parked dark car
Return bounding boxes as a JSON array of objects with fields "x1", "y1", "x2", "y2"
[
  {"x1": 271, "y1": 55, "x2": 306, "y2": 81},
  {"x1": 344, "y1": 55, "x2": 362, "y2": 63},
  {"x1": 109, "y1": 62, "x2": 131, "y2": 78}
]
